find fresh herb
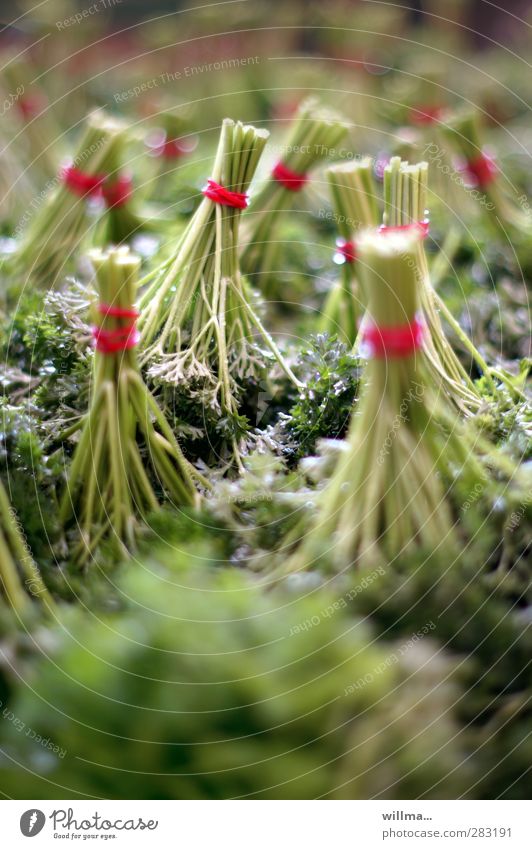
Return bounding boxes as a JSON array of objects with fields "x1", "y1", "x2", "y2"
[{"x1": 59, "y1": 246, "x2": 205, "y2": 563}]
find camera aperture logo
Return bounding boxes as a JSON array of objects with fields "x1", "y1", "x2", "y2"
[{"x1": 20, "y1": 809, "x2": 46, "y2": 837}]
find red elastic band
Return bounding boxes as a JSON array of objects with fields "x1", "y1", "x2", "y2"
[
  {"x1": 62, "y1": 165, "x2": 105, "y2": 197},
  {"x1": 92, "y1": 303, "x2": 140, "y2": 354},
  {"x1": 362, "y1": 316, "x2": 424, "y2": 359},
  {"x1": 378, "y1": 220, "x2": 430, "y2": 238},
  {"x1": 202, "y1": 179, "x2": 248, "y2": 209},
  {"x1": 17, "y1": 93, "x2": 47, "y2": 119},
  {"x1": 98, "y1": 303, "x2": 140, "y2": 319},
  {"x1": 63, "y1": 167, "x2": 133, "y2": 207},
  {"x1": 336, "y1": 239, "x2": 356, "y2": 263},
  {"x1": 464, "y1": 152, "x2": 496, "y2": 188},
  {"x1": 92, "y1": 325, "x2": 140, "y2": 354},
  {"x1": 101, "y1": 175, "x2": 133, "y2": 209},
  {"x1": 409, "y1": 104, "x2": 444, "y2": 125},
  {"x1": 272, "y1": 161, "x2": 308, "y2": 191},
  {"x1": 156, "y1": 138, "x2": 189, "y2": 159}
]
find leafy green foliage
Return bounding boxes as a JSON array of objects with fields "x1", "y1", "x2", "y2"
[
  {"x1": 157, "y1": 373, "x2": 264, "y2": 464},
  {"x1": 265, "y1": 334, "x2": 361, "y2": 461},
  {"x1": 1, "y1": 287, "x2": 91, "y2": 431},
  {"x1": 0, "y1": 551, "x2": 469, "y2": 799},
  {"x1": 347, "y1": 547, "x2": 532, "y2": 798},
  {"x1": 210, "y1": 453, "x2": 308, "y2": 563},
  {"x1": 0, "y1": 401, "x2": 61, "y2": 568}
]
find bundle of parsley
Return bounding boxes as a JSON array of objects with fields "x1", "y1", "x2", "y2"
[
  {"x1": 8, "y1": 111, "x2": 131, "y2": 289},
  {"x1": 241, "y1": 98, "x2": 349, "y2": 292},
  {"x1": 382, "y1": 156, "x2": 487, "y2": 413},
  {"x1": 139, "y1": 118, "x2": 301, "y2": 464},
  {"x1": 442, "y1": 110, "x2": 532, "y2": 238},
  {"x1": 60, "y1": 246, "x2": 204, "y2": 563},
  {"x1": 285, "y1": 228, "x2": 515, "y2": 574},
  {"x1": 319, "y1": 157, "x2": 379, "y2": 345}
]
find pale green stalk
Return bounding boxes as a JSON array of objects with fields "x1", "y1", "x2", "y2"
[
  {"x1": 383, "y1": 156, "x2": 486, "y2": 412},
  {"x1": 320, "y1": 158, "x2": 380, "y2": 344},
  {"x1": 0, "y1": 479, "x2": 52, "y2": 613}
]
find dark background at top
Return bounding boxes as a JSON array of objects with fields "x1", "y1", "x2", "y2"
[{"x1": 1, "y1": 1, "x2": 532, "y2": 49}]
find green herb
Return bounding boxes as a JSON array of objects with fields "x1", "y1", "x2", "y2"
[
  {"x1": 0, "y1": 551, "x2": 469, "y2": 799},
  {"x1": 274, "y1": 333, "x2": 362, "y2": 461},
  {"x1": 241, "y1": 98, "x2": 349, "y2": 292},
  {"x1": 59, "y1": 246, "x2": 204, "y2": 563},
  {"x1": 442, "y1": 110, "x2": 531, "y2": 237},
  {"x1": 2, "y1": 52, "x2": 63, "y2": 179},
  {"x1": 383, "y1": 157, "x2": 491, "y2": 412},
  {"x1": 320, "y1": 157, "x2": 379, "y2": 344},
  {"x1": 8, "y1": 111, "x2": 128, "y2": 289},
  {"x1": 285, "y1": 230, "x2": 493, "y2": 573},
  {"x1": 138, "y1": 118, "x2": 301, "y2": 466}
]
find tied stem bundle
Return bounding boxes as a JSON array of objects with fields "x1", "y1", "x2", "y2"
[
  {"x1": 285, "y1": 230, "x2": 485, "y2": 574},
  {"x1": 3, "y1": 53, "x2": 62, "y2": 179},
  {"x1": 97, "y1": 136, "x2": 142, "y2": 246},
  {"x1": 382, "y1": 157, "x2": 486, "y2": 413},
  {"x1": 241, "y1": 98, "x2": 349, "y2": 290},
  {"x1": 60, "y1": 246, "x2": 203, "y2": 562},
  {"x1": 319, "y1": 158, "x2": 380, "y2": 344},
  {"x1": 139, "y1": 119, "x2": 302, "y2": 449},
  {"x1": 0, "y1": 480, "x2": 51, "y2": 613},
  {"x1": 9, "y1": 111, "x2": 131, "y2": 289},
  {"x1": 442, "y1": 111, "x2": 531, "y2": 236},
  {"x1": 146, "y1": 104, "x2": 196, "y2": 168}
]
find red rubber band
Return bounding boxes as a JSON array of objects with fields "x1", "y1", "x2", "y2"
[
  {"x1": 62, "y1": 165, "x2": 105, "y2": 197},
  {"x1": 202, "y1": 179, "x2": 248, "y2": 209},
  {"x1": 272, "y1": 161, "x2": 308, "y2": 191},
  {"x1": 92, "y1": 303, "x2": 140, "y2": 354},
  {"x1": 362, "y1": 315, "x2": 424, "y2": 359},
  {"x1": 156, "y1": 138, "x2": 189, "y2": 159},
  {"x1": 63, "y1": 167, "x2": 133, "y2": 208},
  {"x1": 92, "y1": 325, "x2": 140, "y2": 354},
  {"x1": 378, "y1": 220, "x2": 430, "y2": 238},
  {"x1": 409, "y1": 104, "x2": 444, "y2": 125},
  {"x1": 98, "y1": 303, "x2": 140, "y2": 319},
  {"x1": 464, "y1": 152, "x2": 496, "y2": 188},
  {"x1": 102, "y1": 175, "x2": 133, "y2": 209},
  {"x1": 17, "y1": 93, "x2": 47, "y2": 119},
  {"x1": 336, "y1": 239, "x2": 356, "y2": 263}
]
